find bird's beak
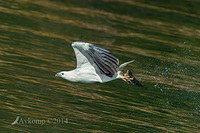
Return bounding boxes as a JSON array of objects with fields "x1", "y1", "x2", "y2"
[{"x1": 55, "y1": 73, "x2": 59, "y2": 77}]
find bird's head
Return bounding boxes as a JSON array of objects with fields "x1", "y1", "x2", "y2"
[
  {"x1": 55, "y1": 71, "x2": 67, "y2": 78},
  {"x1": 55, "y1": 71, "x2": 76, "y2": 82}
]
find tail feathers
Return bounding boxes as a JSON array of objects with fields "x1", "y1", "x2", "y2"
[
  {"x1": 125, "y1": 70, "x2": 143, "y2": 87},
  {"x1": 118, "y1": 60, "x2": 134, "y2": 70}
]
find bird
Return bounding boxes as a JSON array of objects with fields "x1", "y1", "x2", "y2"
[{"x1": 55, "y1": 42, "x2": 143, "y2": 86}]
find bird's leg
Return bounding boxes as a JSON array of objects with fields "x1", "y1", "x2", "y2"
[{"x1": 123, "y1": 73, "x2": 133, "y2": 84}]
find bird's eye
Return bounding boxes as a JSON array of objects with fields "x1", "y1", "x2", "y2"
[{"x1": 61, "y1": 73, "x2": 64, "y2": 75}]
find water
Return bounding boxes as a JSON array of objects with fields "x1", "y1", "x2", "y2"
[{"x1": 1, "y1": 0, "x2": 200, "y2": 132}]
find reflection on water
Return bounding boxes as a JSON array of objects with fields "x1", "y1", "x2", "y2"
[{"x1": 1, "y1": 0, "x2": 200, "y2": 132}]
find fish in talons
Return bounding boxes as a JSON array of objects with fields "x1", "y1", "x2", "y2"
[{"x1": 123, "y1": 70, "x2": 143, "y2": 87}]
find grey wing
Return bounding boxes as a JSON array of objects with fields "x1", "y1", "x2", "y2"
[{"x1": 86, "y1": 44, "x2": 119, "y2": 77}]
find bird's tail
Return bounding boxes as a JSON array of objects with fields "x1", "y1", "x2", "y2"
[
  {"x1": 123, "y1": 70, "x2": 143, "y2": 87},
  {"x1": 118, "y1": 60, "x2": 134, "y2": 70}
]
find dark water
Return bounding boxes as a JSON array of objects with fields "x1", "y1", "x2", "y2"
[{"x1": 1, "y1": 0, "x2": 200, "y2": 132}]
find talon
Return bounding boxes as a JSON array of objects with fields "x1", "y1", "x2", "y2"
[
  {"x1": 125, "y1": 80, "x2": 130, "y2": 84},
  {"x1": 129, "y1": 77, "x2": 133, "y2": 80},
  {"x1": 123, "y1": 73, "x2": 132, "y2": 84}
]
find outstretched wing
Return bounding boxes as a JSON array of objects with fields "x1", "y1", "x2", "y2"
[
  {"x1": 72, "y1": 42, "x2": 91, "y2": 68},
  {"x1": 72, "y1": 42, "x2": 119, "y2": 77}
]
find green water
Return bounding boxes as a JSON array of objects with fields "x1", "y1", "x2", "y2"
[{"x1": 1, "y1": 0, "x2": 200, "y2": 132}]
